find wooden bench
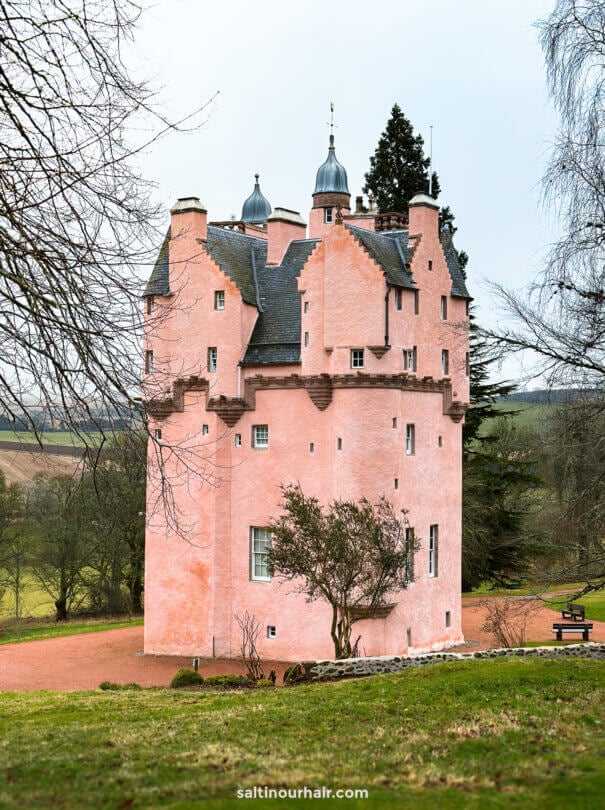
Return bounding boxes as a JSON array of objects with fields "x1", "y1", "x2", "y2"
[
  {"x1": 561, "y1": 602, "x2": 585, "y2": 621},
  {"x1": 551, "y1": 622, "x2": 593, "y2": 641}
]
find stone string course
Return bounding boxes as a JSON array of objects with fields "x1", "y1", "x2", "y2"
[{"x1": 303, "y1": 643, "x2": 605, "y2": 681}]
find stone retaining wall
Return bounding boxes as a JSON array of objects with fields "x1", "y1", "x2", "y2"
[{"x1": 302, "y1": 643, "x2": 605, "y2": 681}]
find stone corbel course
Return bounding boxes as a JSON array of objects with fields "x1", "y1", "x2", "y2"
[{"x1": 302, "y1": 643, "x2": 605, "y2": 681}]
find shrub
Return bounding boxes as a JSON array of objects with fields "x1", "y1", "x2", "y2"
[
  {"x1": 255, "y1": 678, "x2": 274, "y2": 688},
  {"x1": 169, "y1": 669, "x2": 204, "y2": 688},
  {"x1": 283, "y1": 663, "x2": 307, "y2": 686},
  {"x1": 99, "y1": 681, "x2": 142, "y2": 691},
  {"x1": 204, "y1": 674, "x2": 249, "y2": 688}
]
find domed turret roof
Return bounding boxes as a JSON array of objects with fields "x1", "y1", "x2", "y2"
[
  {"x1": 314, "y1": 135, "x2": 349, "y2": 195},
  {"x1": 241, "y1": 175, "x2": 272, "y2": 223}
]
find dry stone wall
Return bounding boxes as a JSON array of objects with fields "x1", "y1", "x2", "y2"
[{"x1": 303, "y1": 643, "x2": 605, "y2": 681}]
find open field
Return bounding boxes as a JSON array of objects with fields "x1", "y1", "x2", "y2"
[
  {"x1": 0, "y1": 658, "x2": 602, "y2": 809},
  {"x1": 0, "y1": 447, "x2": 82, "y2": 484},
  {"x1": 0, "y1": 430, "x2": 100, "y2": 446}
]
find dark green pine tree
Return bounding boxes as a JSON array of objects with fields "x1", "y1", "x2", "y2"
[
  {"x1": 462, "y1": 313, "x2": 542, "y2": 591},
  {"x1": 364, "y1": 104, "x2": 440, "y2": 213}
]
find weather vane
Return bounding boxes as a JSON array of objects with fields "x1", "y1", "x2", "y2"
[{"x1": 327, "y1": 101, "x2": 338, "y2": 136}]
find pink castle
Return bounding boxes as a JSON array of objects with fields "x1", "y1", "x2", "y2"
[{"x1": 143, "y1": 134, "x2": 470, "y2": 661}]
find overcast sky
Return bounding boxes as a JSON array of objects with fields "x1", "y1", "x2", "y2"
[{"x1": 135, "y1": 0, "x2": 559, "y2": 383}]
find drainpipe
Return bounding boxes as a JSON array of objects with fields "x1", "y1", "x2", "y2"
[{"x1": 385, "y1": 282, "x2": 391, "y2": 348}]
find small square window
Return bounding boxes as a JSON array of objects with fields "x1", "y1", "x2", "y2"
[
  {"x1": 304, "y1": 331, "x2": 309, "y2": 347},
  {"x1": 405, "y1": 424, "x2": 415, "y2": 455},
  {"x1": 394, "y1": 289, "x2": 402, "y2": 310},
  {"x1": 154, "y1": 428, "x2": 162, "y2": 442},
  {"x1": 251, "y1": 527, "x2": 271, "y2": 581},
  {"x1": 214, "y1": 291, "x2": 225, "y2": 310},
  {"x1": 146, "y1": 297, "x2": 155, "y2": 315},
  {"x1": 208, "y1": 347, "x2": 217, "y2": 373},
  {"x1": 440, "y1": 296, "x2": 448, "y2": 320},
  {"x1": 145, "y1": 350, "x2": 154, "y2": 375},
  {"x1": 351, "y1": 349, "x2": 364, "y2": 369},
  {"x1": 234, "y1": 433, "x2": 242, "y2": 447},
  {"x1": 253, "y1": 424, "x2": 269, "y2": 449},
  {"x1": 414, "y1": 290, "x2": 419, "y2": 315},
  {"x1": 267, "y1": 625, "x2": 276, "y2": 639},
  {"x1": 324, "y1": 207, "x2": 333, "y2": 224},
  {"x1": 441, "y1": 349, "x2": 449, "y2": 376},
  {"x1": 202, "y1": 424, "x2": 209, "y2": 436}
]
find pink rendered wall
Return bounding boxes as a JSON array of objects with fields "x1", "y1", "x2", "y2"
[{"x1": 266, "y1": 219, "x2": 307, "y2": 265}]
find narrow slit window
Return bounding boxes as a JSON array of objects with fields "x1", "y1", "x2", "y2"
[
  {"x1": 405, "y1": 424, "x2": 415, "y2": 456},
  {"x1": 441, "y1": 349, "x2": 449, "y2": 376},
  {"x1": 405, "y1": 527, "x2": 415, "y2": 582},
  {"x1": 337, "y1": 437, "x2": 342, "y2": 450},
  {"x1": 394, "y1": 478, "x2": 399, "y2": 490},
  {"x1": 304, "y1": 331, "x2": 309, "y2": 347},
  {"x1": 428, "y1": 260, "x2": 433, "y2": 271},
  {"x1": 309, "y1": 442, "x2": 315, "y2": 453},
  {"x1": 414, "y1": 289, "x2": 419, "y2": 315},
  {"x1": 429, "y1": 524, "x2": 439, "y2": 577},
  {"x1": 146, "y1": 297, "x2": 155, "y2": 315},
  {"x1": 208, "y1": 347, "x2": 218, "y2": 373},
  {"x1": 440, "y1": 295, "x2": 448, "y2": 320},
  {"x1": 154, "y1": 428, "x2": 162, "y2": 442},
  {"x1": 394, "y1": 289, "x2": 402, "y2": 310},
  {"x1": 234, "y1": 433, "x2": 242, "y2": 447},
  {"x1": 202, "y1": 424, "x2": 209, "y2": 436},
  {"x1": 145, "y1": 350, "x2": 153, "y2": 374}
]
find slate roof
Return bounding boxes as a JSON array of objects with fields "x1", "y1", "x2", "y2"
[
  {"x1": 242, "y1": 239, "x2": 319, "y2": 365},
  {"x1": 143, "y1": 229, "x2": 170, "y2": 296},
  {"x1": 346, "y1": 225, "x2": 415, "y2": 289},
  {"x1": 205, "y1": 225, "x2": 266, "y2": 306},
  {"x1": 440, "y1": 228, "x2": 471, "y2": 298}
]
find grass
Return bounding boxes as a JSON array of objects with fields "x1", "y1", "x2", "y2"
[
  {"x1": 0, "y1": 430, "x2": 100, "y2": 447},
  {"x1": 543, "y1": 591, "x2": 605, "y2": 623},
  {"x1": 0, "y1": 658, "x2": 602, "y2": 809},
  {"x1": 462, "y1": 581, "x2": 587, "y2": 599},
  {"x1": 0, "y1": 616, "x2": 143, "y2": 645}
]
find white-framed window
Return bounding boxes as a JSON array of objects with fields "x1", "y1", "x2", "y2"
[
  {"x1": 251, "y1": 527, "x2": 271, "y2": 581},
  {"x1": 441, "y1": 349, "x2": 449, "y2": 376},
  {"x1": 202, "y1": 424, "x2": 209, "y2": 436},
  {"x1": 146, "y1": 297, "x2": 155, "y2": 315},
  {"x1": 214, "y1": 290, "x2": 225, "y2": 310},
  {"x1": 351, "y1": 349, "x2": 364, "y2": 369},
  {"x1": 394, "y1": 289, "x2": 402, "y2": 310},
  {"x1": 429, "y1": 524, "x2": 439, "y2": 577},
  {"x1": 403, "y1": 346, "x2": 417, "y2": 373},
  {"x1": 208, "y1": 347, "x2": 217, "y2": 373},
  {"x1": 405, "y1": 527, "x2": 415, "y2": 582},
  {"x1": 154, "y1": 428, "x2": 162, "y2": 442},
  {"x1": 252, "y1": 424, "x2": 269, "y2": 449},
  {"x1": 440, "y1": 295, "x2": 448, "y2": 320},
  {"x1": 234, "y1": 433, "x2": 242, "y2": 447},
  {"x1": 405, "y1": 424, "x2": 415, "y2": 455},
  {"x1": 324, "y1": 207, "x2": 333, "y2": 224},
  {"x1": 414, "y1": 290, "x2": 419, "y2": 315},
  {"x1": 145, "y1": 350, "x2": 154, "y2": 375},
  {"x1": 304, "y1": 331, "x2": 309, "y2": 347}
]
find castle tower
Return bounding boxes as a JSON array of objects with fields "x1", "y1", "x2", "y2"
[{"x1": 309, "y1": 134, "x2": 351, "y2": 237}]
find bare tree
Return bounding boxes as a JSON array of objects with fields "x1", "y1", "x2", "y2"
[
  {"x1": 234, "y1": 611, "x2": 265, "y2": 683},
  {"x1": 0, "y1": 1, "x2": 212, "y2": 440},
  {"x1": 484, "y1": 0, "x2": 604, "y2": 389}
]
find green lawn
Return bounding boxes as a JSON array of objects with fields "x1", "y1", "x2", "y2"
[
  {"x1": 0, "y1": 616, "x2": 143, "y2": 645},
  {"x1": 544, "y1": 591, "x2": 605, "y2": 623},
  {"x1": 0, "y1": 658, "x2": 603, "y2": 809}
]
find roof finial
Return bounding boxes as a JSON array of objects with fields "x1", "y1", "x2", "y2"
[
  {"x1": 327, "y1": 101, "x2": 337, "y2": 146},
  {"x1": 255, "y1": 173, "x2": 260, "y2": 184}
]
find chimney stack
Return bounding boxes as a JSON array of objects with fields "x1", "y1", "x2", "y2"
[
  {"x1": 170, "y1": 197, "x2": 207, "y2": 242},
  {"x1": 266, "y1": 208, "x2": 307, "y2": 265}
]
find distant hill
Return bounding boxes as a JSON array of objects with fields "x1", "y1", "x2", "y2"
[{"x1": 503, "y1": 389, "x2": 598, "y2": 405}]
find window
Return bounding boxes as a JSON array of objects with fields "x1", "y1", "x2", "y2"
[
  {"x1": 440, "y1": 295, "x2": 448, "y2": 320},
  {"x1": 145, "y1": 350, "x2": 153, "y2": 374},
  {"x1": 214, "y1": 290, "x2": 225, "y2": 310},
  {"x1": 208, "y1": 347, "x2": 217, "y2": 373},
  {"x1": 252, "y1": 424, "x2": 269, "y2": 449},
  {"x1": 304, "y1": 331, "x2": 309, "y2": 347},
  {"x1": 202, "y1": 424, "x2": 209, "y2": 436},
  {"x1": 234, "y1": 433, "x2": 242, "y2": 447},
  {"x1": 441, "y1": 349, "x2": 449, "y2": 376},
  {"x1": 403, "y1": 346, "x2": 417, "y2": 373},
  {"x1": 428, "y1": 260, "x2": 433, "y2": 271},
  {"x1": 267, "y1": 625, "x2": 276, "y2": 639},
  {"x1": 394, "y1": 289, "x2": 402, "y2": 310},
  {"x1": 309, "y1": 442, "x2": 315, "y2": 453},
  {"x1": 394, "y1": 478, "x2": 399, "y2": 490},
  {"x1": 438, "y1": 435, "x2": 443, "y2": 448},
  {"x1": 406, "y1": 628, "x2": 412, "y2": 647},
  {"x1": 324, "y1": 207, "x2": 333, "y2": 224},
  {"x1": 146, "y1": 297, "x2": 155, "y2": 315},
  {"x1": 445, "y1": 611, "x2": 451, "y2": 628},
  {"x1": 392, "y1": 417, "x2": 398, "y2": 429},
  {"x1": 465, "y1": 300, "x2": 470, "y2": 317},
  {"x1": 405, "y1": 527, "x2": 415, "y2": 582},
  {"x1": 304, "y1": 301, "x2": 310, "y2": 314},
  {"x1": 337, "y1": 437, "x2": 342, "y2": 450},
  {"x1": 414, "y1": 290, "x2": 419, "y2": 315},
  {"x1": 351, "y1": 349, "x2": 364, "y2": 369},
  {"x1": 405, "y1": 424, "x2": 415, "y2": 455},
  {"x1": 465, "y1": 352, "x2": 470, "y2": 377},
  {"x1": 429, "y1": 524, "x2": 439, "y2": 577},
  {"x1": 154, "y1": 428, "x2": 162, "y2": 442},
  {"x1": 251, "y1": 527, "x2": 271, "y2": 581}
]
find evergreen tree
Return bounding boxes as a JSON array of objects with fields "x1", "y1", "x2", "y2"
[{"x1": 364, "y1": 104, "x2": 440, "y2": 213}]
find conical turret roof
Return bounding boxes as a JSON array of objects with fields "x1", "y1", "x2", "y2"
[
  {"x1": 241, "y1": 175, "x2": 272, "y2": 223},
  {"x1": 314, "y1": 135, "x2": 349, "y2": 195}
]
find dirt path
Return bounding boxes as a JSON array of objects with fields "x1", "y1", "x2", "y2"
[{"x1": 1, "y1": 600, "x2": 603, "y2": 692}]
